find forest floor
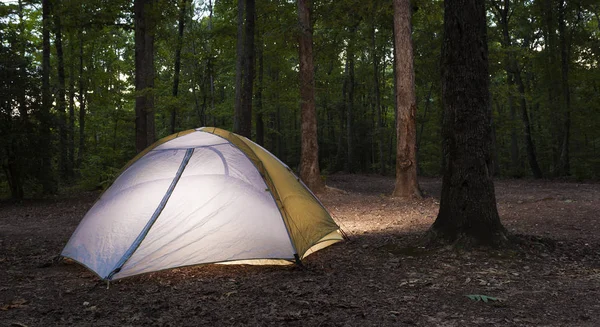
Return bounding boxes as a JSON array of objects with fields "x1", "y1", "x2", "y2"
[{"x1": 1, "y1": 174, "x2": 599, "y2": 327}]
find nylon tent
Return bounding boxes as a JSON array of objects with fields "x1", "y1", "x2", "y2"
[{"x1": 62, "y1": 127, "x2": 343, "y2": 280}]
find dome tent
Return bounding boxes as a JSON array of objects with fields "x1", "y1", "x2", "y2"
[{"x1": 62, "y1": 127, "x2": 343, "y2": 281}]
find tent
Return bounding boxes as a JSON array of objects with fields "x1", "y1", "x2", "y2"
[{"x1": 62, "y1": 127, "x2": 343, "y2": 281}]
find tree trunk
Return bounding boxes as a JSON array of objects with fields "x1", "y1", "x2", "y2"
[
  {"x1": 17, "y1": 0, "x2": 28, "y2": 120},
  {"x1": 515, "y1": 70, "x2": 543, "y2": 178},
  {"x1": 392, "y1": 0, "x2": 421, "y2": 198},
  {"x1": 430, "y1": 0, "x2": 507, "y2": 246},
  {"x1": 298, "y1": 0, "x2": 323, "y2": 193},
  {"x1": 78, "y1": 27, "x2": 86, "y2": 168},
  {"x1": 54, "y1": 5, "x2": 68, "y2": 180},
  {"x1": 40, "y1": 0, "x2": 56, "y2": 193},
  {"x1": 345, "y1": 24, "x2": 357, "y2": 173},
  {"x1": 372, "y1": 15, "x2": 384, "y2": 175},
  {"x1": 493, "y1": 0, "x2": 542, "y2": 178},
  {"x1": 234, "y1": 0, "x2": 246, "y2": 136},
  {"x1": 134, "y1": 0, "x2": 156, "y2": 152},
  {"x1": 68, "y1": 37, "x2": 75, "y2": 178},
  {"x1": 240, "y1": 0, "x2": 255, "y2": 138},
  {"x1": 256, "y1": 29, "x2": 265, "y2": 146},
  {"x1": 170, "y1": 0, "x2": 187, "y2": 134},
  {"x1": 556, "y1": 0, "x2": 571, "y2": 176}
]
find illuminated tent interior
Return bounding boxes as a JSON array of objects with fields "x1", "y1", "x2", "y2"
[{"x1": 62, "y1": 127, "x2": 343, "y2": 281}]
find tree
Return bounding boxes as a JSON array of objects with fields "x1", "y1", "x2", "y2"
[
  {"x1": 392, "y1": 0, "x2": 421, "y2": 198},
  {"x1": 54, "y1": 0, "x2": 69, "y2": 179},
  {"x1": 491, "y1": 0, "x2": 543, "y2": 178},
  {"x1": 40, "y1": 0, "x2": 56, "y2": 193},
  {"x1": 298, "y1": 0, "x2": 323, "y2": 193},
  {"x1": 233, "y1": 0, "x2": 255, "y2": 138},
  {"x1": 134, "y1": 0, "x2": 156, "y2": 153},
  {"x1": 170, "y1": 0, "x2": 188, "y2": 134},
  {"x1": 429, "y1": 0, "x2": 507, "y2": 246}
]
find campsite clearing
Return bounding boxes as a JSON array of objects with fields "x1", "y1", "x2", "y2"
[{"x1": 1, "y1": 174, "x2": 599, "y2": 326}]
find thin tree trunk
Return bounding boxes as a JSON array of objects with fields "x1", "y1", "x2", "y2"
[
  {"x1": 345, "y1": 25, "x2": 357, "y2": 173},
  {"x1": 208, "y1": 0, "x2": 215, "y2": 125},
  {"x1": 78, "y1": 27, "x2": 86, "y2": 168},
  {"x1": 493, "y1": 0, "x2": 541, "y2": 178},
  {"x1": 40, "y1": 0, "x2": 55, "y2": 193},
  {"x1": 170, "y1": 0, "x2": 187, "y2": 134},
  {"x1": 68, "y1": 38, "x2": 75, "y2": 178},
  {"x1": 234, "y1": 0, "x2": 246, "y2": 135},
  {"x1": 240, "y1": 0, "x2": 255, "y2": 138},
  {"x1": 17, "y1": 0, "x2": 28, "y2": 120},
  {"x1": 557, "y1": 0, "x2": 571, "y2": 176},
  {"x1": 256, "y1": 28, "x2": 265, "y2": 145},
  {"x1": 372, "y1": 15, "x2": 384, "y2": 175},
  {"x1": 134, "y1": 0, "x2": 156, "y2": 152},
  {"x1": 298, "y1": 0, "x2": 323, "y2": 192},
  {"x1": 392, "y1": 0, "x2": 421, "y2": 198},
  {"x1": 430, "y1": 0, "x2": 507, "y2": 246},
  {"x1": 54, "y1": 5, "x2": 68, "y2": 180},
  {"x1": 515, "y1": 70, "x2": 543, "y2": 178}
]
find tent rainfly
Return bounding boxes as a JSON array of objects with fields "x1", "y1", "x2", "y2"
[{"x1": 62, "y1": 127, "x2": 343, "y2": 280}]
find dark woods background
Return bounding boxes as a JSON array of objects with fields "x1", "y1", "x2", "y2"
[{"x1": 1, "y1": 0, "x2": 599, "y2": 199}]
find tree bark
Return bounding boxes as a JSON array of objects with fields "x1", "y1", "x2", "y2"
[
  {"x1": 256, "y1": 28, "x2": 265, "y2": 146},
  {"x1": 240, "y1": 0, "x2": 255, "y2": 138},
  {"x1": 77, "y1": 26, "x2": 86, "y2": 168},
  {"x1": 54, "y1": 4, "x2": 68, "y2": 180},
  {"x1": 372, "y1": 14, "x2": 384, "y2": 175},
  {"x1": 344, "y1": 24, "x2": 357, "y2": 173},
  {"x1": 134, "y1": 0, "x2": 156, "y2": 152},
  {"x1": 40, "y1": 0, "x2": 56, "y2": 193},
  {"x1": 556, "y1": 0, "x2": 571, "y2": 176},
  {"x1": 68, "y1": 33, "x2": 75, "y2": 178},
  {"x1": 298, "y1": 0, "x2": 323, "y2": 193},
  {"x1": 430, "y1": 0, "x2": 507, "y2": 246},
  {"x1": 233, "y1": 0, "x2": 248, "y2": 137},
  {"x1": 492, "y1": 0, "x2": 542, "y2": 178},
  {"x1": 170, "y1": 0, "x2": 187, "y2": 134},
  {"x1": 392, "y1": 0, "x2": 421, "y2": 198}
]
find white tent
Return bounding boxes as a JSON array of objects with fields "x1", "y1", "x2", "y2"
[{"x1": 62, "y1": 127, "x2": 343, "y2": 280}]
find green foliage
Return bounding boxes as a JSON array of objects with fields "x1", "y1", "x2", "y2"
[
  {"x1": 2, "y1": 0, "x2": 600, "y2": 199},
  {"x1": 465, "y1": 294, "x2": 501, "y2": 303},
  {"x1": 78, "y1": 153, "x2": 124, "y2": 191}
]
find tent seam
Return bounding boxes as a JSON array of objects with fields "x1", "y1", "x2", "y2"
[
  {"x1": 198, "y1": 129, "x2": 300, "y2": 258},
  {"x1": 106, "y1": 148, "x2": 195, "y2": 280}
]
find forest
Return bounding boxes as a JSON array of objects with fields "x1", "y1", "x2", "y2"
[
  {"x1": 2, "y1": 1, "x2": 600, "y2": 326},
  {"x1": 1, "y1": 0, "x2": 599, "y2": 200}
]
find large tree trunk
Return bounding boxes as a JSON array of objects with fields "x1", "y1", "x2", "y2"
[
  {"x1": 298, "y1": 0, "x2": 323, "y2": 193},
  {"x1": 134, "y1": 0, "x2": 156, "y2": 152},
  {"x1": 40, "y1": 0, "x2": 56, "y2": 193},
  {"x1": 170, "y1": 0, "x2": 187, "y2": 134},
  {"x1": 54, "y1": 5, "x2": 68, "y2": 180},
  {"x1": 392, "y1": 0, "x2": 421, "y2": 198},
  {"x1": 430, "y1": 0, "x2": 507, "y2": 246}
]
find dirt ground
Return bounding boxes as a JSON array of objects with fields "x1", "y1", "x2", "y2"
[{"x1": 1, "y1": 174, "x2": 599, "y2": 326}]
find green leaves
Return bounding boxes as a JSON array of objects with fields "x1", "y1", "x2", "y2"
[{"x1": 465, "y1": 294, "x2": 501, "y2": 303}]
